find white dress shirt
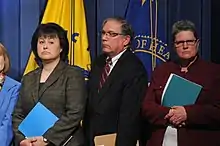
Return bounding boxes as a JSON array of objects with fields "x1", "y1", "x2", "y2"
[{"x1": 107, "y1": 49, "x2": 127, "y2": 75}]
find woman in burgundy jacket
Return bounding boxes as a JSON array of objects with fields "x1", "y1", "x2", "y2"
[{"x1": 142, "y1": 20, "x2": 220, "y2": 146}]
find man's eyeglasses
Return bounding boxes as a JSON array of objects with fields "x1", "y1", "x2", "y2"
[
  {"x1": 101, "y1": 30, "x2": 124, "y2": 37},
  {"x1": 174, "y1": 39, "x2": 197, "y2": 47}
]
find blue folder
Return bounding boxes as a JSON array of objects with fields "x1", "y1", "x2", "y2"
[
  {"x1": 161, "y1": 73, "x2": 202, "y2": 107},
  {"x1": 18, "y1": 102, "x2": 59, "y2": 137}
]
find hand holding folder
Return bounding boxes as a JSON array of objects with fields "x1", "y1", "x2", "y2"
[
  {"x1": 18, "y1": 102, "x2": 59, "y2": 137},
  {"x1": 161, "y1": 73, "x2": 202, "y2": 107}
]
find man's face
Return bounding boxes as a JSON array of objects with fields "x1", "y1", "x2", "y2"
[
  {"x1": 101, "y1": 20, "x2": 130, "y2": 57},
  {"x1": 174, "y1": 30, "x2": 199, "y2": 59}
]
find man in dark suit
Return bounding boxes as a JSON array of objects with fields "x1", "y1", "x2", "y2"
[{"x1": 84, "y1": 16, "x2": 148, "y2": 146}]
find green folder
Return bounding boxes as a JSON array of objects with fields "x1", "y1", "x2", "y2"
[{"x1": 161, "y1": 73, "x2": 202, "y2": 107}]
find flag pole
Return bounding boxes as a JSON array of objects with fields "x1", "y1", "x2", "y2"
[{"x1": 71, "y1": 0, "x2": 74, "y2": 65}]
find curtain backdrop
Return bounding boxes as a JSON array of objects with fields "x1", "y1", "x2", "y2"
[{"x1": 0, "y1": 0, "x2": 211, "y2": 80}]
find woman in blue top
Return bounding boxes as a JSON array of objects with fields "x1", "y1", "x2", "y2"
[{"x1": 0, "y1": 43, "x2": 21, "y2": 146}]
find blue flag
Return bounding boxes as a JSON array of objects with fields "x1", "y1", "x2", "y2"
[{"x1": 125, "y1": 0, "x2": 170, "y2": 80}]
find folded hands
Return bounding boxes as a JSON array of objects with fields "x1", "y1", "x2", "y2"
[{"x1": 164, "y1": 106, "x2": 187, "y2": 127}]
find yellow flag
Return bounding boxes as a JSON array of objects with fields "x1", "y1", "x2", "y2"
[
  {"x1": 23, "y1": 0, "x2": 91, "y2": 77},
  {"x1": 73, "y1": 0, "x2": 91, "y2": 73}
]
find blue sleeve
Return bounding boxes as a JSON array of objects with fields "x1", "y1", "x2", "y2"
[{"x1": 0, "y1": 85, "x2": 20, "y2": 146}]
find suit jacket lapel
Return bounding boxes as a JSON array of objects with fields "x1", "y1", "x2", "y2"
[
  {"x1": 0, "y1": 77, "x2": 16, "y2": 122},
  {"x1": 90, "y1": 55, "x2": 106, "y2": 105},
  {"x1": 38, "y1": 61, "x2": 66, "y2": 99},
  {"x1": 98, "y1": 50, "x2": 129, "y2": 102},
  {"x1": 32, "y1": 70, "x2": 41, "y2": 103}
]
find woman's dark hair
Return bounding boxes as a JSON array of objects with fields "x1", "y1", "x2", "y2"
[{"x1": 31, "y1": 23, "x2": 69, "y2": 63}]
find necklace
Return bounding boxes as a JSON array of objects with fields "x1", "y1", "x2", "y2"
[{"x1": 180, "y1": 56, "x2": 197, "y2": 73}]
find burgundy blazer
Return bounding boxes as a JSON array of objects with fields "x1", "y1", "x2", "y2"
[{"x1": 142, "y1": 58, "x2": 220, "y2": 146}]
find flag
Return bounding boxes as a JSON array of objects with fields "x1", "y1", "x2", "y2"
[
  {"x1": 23, "y1": 0, "x2": 91, "y2": 79},
  {"x1": 72, "y1": 0, "x2": 91, "y2": 78},
  {"x1": 125, "y1": 0, "x2": 170, "y2": 80}
]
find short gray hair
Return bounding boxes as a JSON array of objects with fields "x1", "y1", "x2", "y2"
[
  {"x1": 172, "y1": 20, "x2": 198, "y2": 42},
  {"x1": 102, "y1": 16, "x2": 134, "y2": 47}
]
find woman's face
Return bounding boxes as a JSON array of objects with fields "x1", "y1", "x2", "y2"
[
  {"x1": 0, "y1": 55, "x2": 5, "y2": 72},
  {"x1": 37, "y1": 36, "x2": 62, "y2": 62},
  {"x1": 174, "y1": 30, "x2": 199, "y2": 60}
]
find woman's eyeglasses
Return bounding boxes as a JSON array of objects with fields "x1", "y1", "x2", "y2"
[{"x1": 174, "y1": 39, "x2": 197, "y2": 47}]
